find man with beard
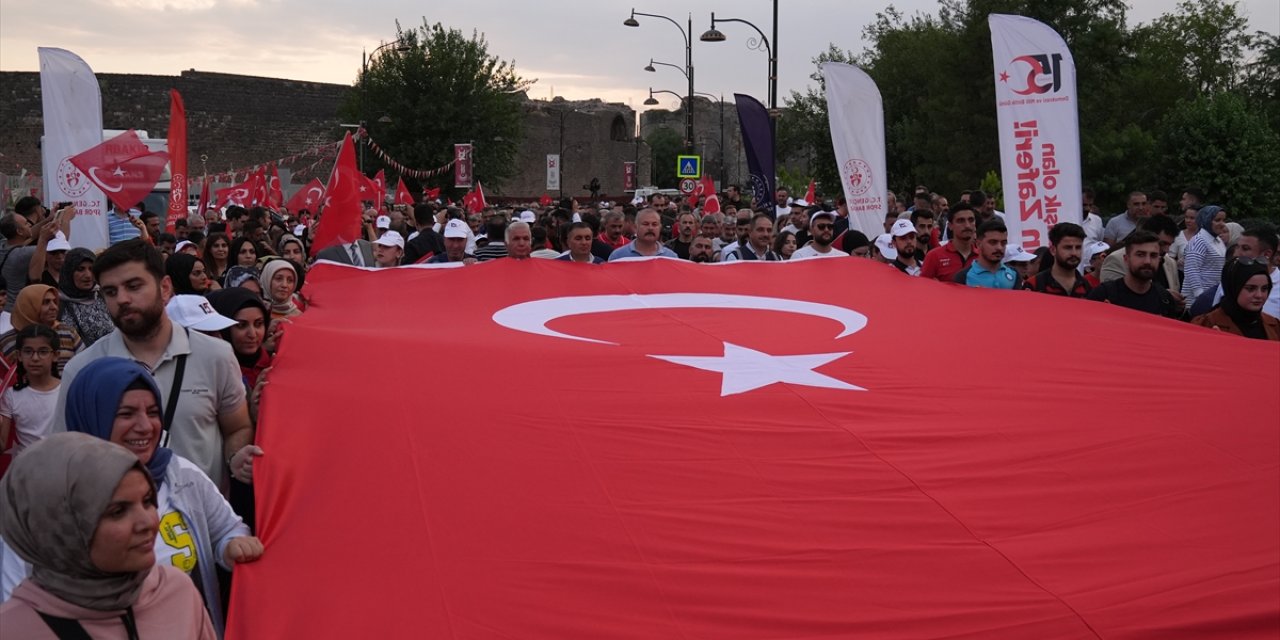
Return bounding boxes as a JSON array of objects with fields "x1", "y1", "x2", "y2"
[
  {"x1": 719, "y1": 210, "x2": 753, "y2": 261},
  {"x1": 689, "y1": 235, "x2": 716, "y2": 263},
  {"x1": 791, "y1": 211, "x2": 844, "y2": 260},
  {"x1": 1025, "y1": 222, "x2": 1092, "y2": 297},
  {"x1": 1087, "y1": 230, "x2": 1180, "y2": 318},
  {"x1": 954, "y1": 219, "x2": 1020, "y2": 289},
  {"x1": 700, "y1": 212, "x2": 725, "y2": 253},
  {"x1": 724, "y1": 214, "x2": 780, "y2": 261},
  {"x1": 598, "y1": 211, "x2": 629, "y2": 251},
  {"x1": 1099, "y1": 214, "x2": 1181, "y2": 297},
  {"x1": 51, "y1": 239, "x2": 258, "y2": 488},
  {"x1": 887, "y1": 219, "x2": 923, "y2": 275},
  {"x1": 666, "y1": 212, "x2": 698, "y2": 260},
  {"x1": 774, "y1": 187, "x2": 792, "y2": 219},
  {"x1": 921, "y1": 203, "x2": 978, "y2": 282},
  {"x1": 609, "y1": 209, "x2": 677, "y2": 260},
  {"x1": 557, "y1": 222, "x2": 604, "y2": 264}
]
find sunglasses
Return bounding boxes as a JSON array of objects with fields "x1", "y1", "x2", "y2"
[{"x1": 813, "y1": 223, "x2": 833, "y2": 230}]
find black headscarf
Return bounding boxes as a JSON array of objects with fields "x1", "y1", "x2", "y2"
[
  {"x1": 1220, "y1": 259, "x2": 1272, "y2": 339},
  {"x1": 207, "y1": 287, "x2": 269, "y2": 367},
  {"x1": 58, "y1": 248, "x2": 97, "y2": 300},
  {"x1": 165, "y1": 253, "x2": 204, "y2": 296}
]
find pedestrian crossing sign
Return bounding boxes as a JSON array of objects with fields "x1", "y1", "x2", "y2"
[{"x1": 676, "y1": 155, "x2": 702, "y2": 179}]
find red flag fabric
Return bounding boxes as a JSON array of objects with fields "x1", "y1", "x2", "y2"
[
  {"x1": 68, "y1": 129, "x2": 169, "y2": 211},
  {"x1": 249, "y1": 166, "x2": 268, "y2": 207},
  {"x1": 462, "y1": 182, "x2": 487, "y2": 214},
  {"x1": 231, "y1": 259, "x2": 1279, "y2": 640},
  {"x1": 165, "y1": 90, "x2": 187, "y2": 233},
  {"x1": 687, "y1": 175, "x2": 716, "y2": 208},
  {"x1": 394, "y1": 178, "x2": 414, "y2": 206},
  {"x1": 309, "y1": 133, "x2": 362, "y2": 256},
  {"x1": 197, "y1": 177, "x2": 210, "y2": 216},
  {"x1": 268, "y1": 164, "x2": 284, "y2": 209},
  {"x1": 423, "y1": 187, "x2": 441, "y2": 201},
  {"x1": 539, "y1": 193, "x2": 553, "y2": 207},
  {"x1": 375, "y1": 170, "x2": 388, "y2": 212},
  {"x1": 804, "y1": 179, "x2": 816, "y2": 204},
  {"x1": 703, "y1": 194, "x2": 722, "y2": 215},
  {"x1": 284, "y1": 179, "x2": 326, "y2": 213}
]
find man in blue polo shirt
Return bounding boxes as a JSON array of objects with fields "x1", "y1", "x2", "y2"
[{"x1": 954, "y1": 219, "x2": 1021, "y2": 289}]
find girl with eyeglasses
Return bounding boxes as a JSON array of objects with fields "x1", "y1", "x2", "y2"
[{"x1": 0, "y1": 324, "x2": 61, "y2": 463}]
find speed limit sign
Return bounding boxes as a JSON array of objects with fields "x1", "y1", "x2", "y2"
[{"x1": 679, "y1": 178, "x2": 697, "y2": 194}]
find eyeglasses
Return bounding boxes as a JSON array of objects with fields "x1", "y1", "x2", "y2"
[
  {"x1": 1232, "y1": 257, "x2": 1266, "y2": 267},
  {"x1": 20, "y1": 348, "x2": 54, "y2": 358},
  {"x1": 813, "y1": 223, "x2": 834, "y2": 230}
]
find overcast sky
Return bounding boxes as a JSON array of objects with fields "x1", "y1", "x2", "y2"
[{"x1": 3, "y1": 0, "x2": 1276, "y2": 111}]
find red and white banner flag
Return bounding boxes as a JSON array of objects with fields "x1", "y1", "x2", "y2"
[
  {"x1": 372, "y1": 169, "x2": 387, "y2": 213},
  {"x1": 623, "y1": 161, "x2": 637, "y2": 191},
  {"x1": 166, "y1": 90, "x2": 187, "y2": 233},
  {"x1": 822, "y1": 62, "x2": 887, "y2": 239},
  {"x1": 394, "y1": 178, "x2": 414, "y2": 206},
  {"x1": 310, "y1": 133, "x2": 362, "y2": 256},
  {"x1": 454, "y1": 143, "x2": 473, "y2": 188},
  {"x1": 39, "y1": 47, "x2": 109, "y2": 250},
  {"x1": 990, "y1": 14, "x2": 1082, "y2": 250},
  {"x1": 230, "y1": 259, "x2": 1280, "y2": 640},
  {"x1": 284, "y1": 178, "x2": 325, "y2": 213},
  {"x1": 267, "y1": 163, "x2": 284, "y2": 209},
  {"x1": 68, "y1": 129, "x2": 169, "y2": 214},
  {"x1": 462, "y1": 181, "x2": 486, "y2": 214}
]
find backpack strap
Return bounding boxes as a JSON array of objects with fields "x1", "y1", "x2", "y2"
[{"x1": 37, "y1": 612, "x2": 95, "y2": 640}]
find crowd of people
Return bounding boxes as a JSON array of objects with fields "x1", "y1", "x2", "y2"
[{"x1": 0, "y1": 178, "x2": 1275, "y2": 636}]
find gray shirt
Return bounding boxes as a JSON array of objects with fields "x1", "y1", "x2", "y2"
[
  {"x1": 0, "y1": 245, "x2": 36, "y2": 312},
  {"x1": 53, "y1": 324, "x2": 247, "y2": 487},
  {"x1": 1103, "y1": 213, "x2": 1137, "y2": 245}
]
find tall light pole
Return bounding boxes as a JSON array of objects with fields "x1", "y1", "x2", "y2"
[
  {"x1": 359, "y1": 38, "x2": 411, "y2": 173},
  {"x1": 625, "y1": 9, "x2": 694, "y2": 152}
]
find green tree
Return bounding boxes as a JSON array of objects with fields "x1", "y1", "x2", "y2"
[
  {"x1": 344, "y1": 19, "x2": 529, "y2": 193},
  {"x1": 645, "y1": 126, "x2": 683, "y2": 189},
  {"x1": 1156, "y1": 93, "x2": 1280, "y2": 220}
]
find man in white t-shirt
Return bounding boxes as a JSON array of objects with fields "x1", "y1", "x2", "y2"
[{"x1": 791, "y1": 211, "x2": 844, "y2": 260}]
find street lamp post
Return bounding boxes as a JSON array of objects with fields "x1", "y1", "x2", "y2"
[{"x1": 625, "y1": 9, "x2": 695, "y2": 152}]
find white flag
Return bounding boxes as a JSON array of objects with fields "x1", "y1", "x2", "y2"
[
  {"x1": 989, "y1": 14, "x2": 1082, "y2": 250},
  {"x1": 822, "y1": 62, "x2": 888, "y2": 240},
  {"x1": 39, "y1": 48, "x2": 109, "y2": 250},
  {"x1": 546, "y1": 154, "x2": 561, "y2": 192}
]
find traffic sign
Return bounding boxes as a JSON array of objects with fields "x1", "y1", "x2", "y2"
[
  {"x1": 676, "y1": 155, "x2": 702, "y2": 179},
  {"x1": 679, "y1": 178, "x2": 697, "y2": 194}
]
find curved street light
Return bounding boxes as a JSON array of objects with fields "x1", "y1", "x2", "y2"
[{"x1": 624, "y1": 9, "x2": 695, "y2": 152}]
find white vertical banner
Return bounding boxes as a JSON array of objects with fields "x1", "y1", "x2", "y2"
[
  {"x1": 989, "y1": 14, "x2": 1082, "y2": 250},
  {"x1": 822, "y1": 62, "x2": 887, "y2": 240},
  {"x1": 546, "y1": 154, "x2": 561, "y2": 192},
  {"x1": 39, "y1": 47, "x2": 109, "y2": 250}
]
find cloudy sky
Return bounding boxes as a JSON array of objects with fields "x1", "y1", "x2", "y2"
[{"x1": 3, "y1": 0, "x2": 1276, "y2": 111}]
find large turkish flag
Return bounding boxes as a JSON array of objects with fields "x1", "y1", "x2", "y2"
[{"x1": 230, "y1": 259, "x2": 1279, "y2": 639}]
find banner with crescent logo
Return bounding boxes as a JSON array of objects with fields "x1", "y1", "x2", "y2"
[
  {"x1": 67, "y1": 129, "x2": 169, "y2": 218},
  {"x1": 990, "y1": 14, "x2": 1083, "y2": 250},
  {"x1": 229, "y1": 259, "x2": 1279, "y2": 640},
  {"x1": 166, "y1": 89, "x2": 187, "y2": 233},
  {"x1": 39, "y1": 47, "x2": 109, "y2": 250},
  {"x1": 822, "y1": 62, "x2": 888, "y2": 240}
]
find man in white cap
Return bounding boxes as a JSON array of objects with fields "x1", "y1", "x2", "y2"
[
  {"x1": 872, "y1": 233, "x2": 897, "y2": 264},
  {"x1": 372, "y1": 231, "x2": 405, "y2": 268},
  {"x1": 375, "y1": 214, "x2": 392, "y2": 234},
  {"x1": 29, "y1": 231, "x2": 73, "y2": 287},
  {"x1": 166, "y1": 295, "x2": 237, "y2": 335},
  {"x1": 427, "y1": 219, "x2": 476, "y2": 264},
  {"x1": 1001, "y1": 244, "x2": 1038, "y2": 281},
  {"x1": 791, "y1": 211, "x2": 844, "y2": 260},
  {"x1": 888, "y1": 219, "x2": 922, "y2": 275}
]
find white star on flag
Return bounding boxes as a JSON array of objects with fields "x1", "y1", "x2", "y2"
[
  {"x1": 111, "y1": 166, "x2": 126, "y2": 177},
  {"x1": 650, "y1": 342, "x2": 864, "y2": 397}
]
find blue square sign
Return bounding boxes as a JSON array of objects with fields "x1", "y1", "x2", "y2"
[{"x1": 676, "y1": 155, "x2": 702, "y2": 179}]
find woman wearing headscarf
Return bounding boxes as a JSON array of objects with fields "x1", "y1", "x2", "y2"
[
  {"x1": 1182, "y1": 205, "x2": 1228, "y2": 301},
  {"x1": 208, "y1": 288, "x2": 273, "y2": 392},
  {"x1": 0, "y1": 284, "x2": 82, "y2": 375},
  {"x1": 166, "y1": 253, "x2": 218, "y2": 296},
  {"x1": 0, "y1": 433, "x2": 216, "y2": 639},
  {"x1": 1192, "y1": 258, "x2": 1280, "y2": 340},
  {"x1": 277, "y1": 234, "x2": 307, "y2": 271},
  {"x1": 56, "y1": 248, "x2": 115, "y2": 347},
  {"x1": 221, "y1": 266, "x2": 261, "y2": 297},
  {"x1": 0, "y1": 358, "x2": 261, "y2": 637},
  {"x1": 260, "y1": 259, "x2": 304, "y2": 321}
]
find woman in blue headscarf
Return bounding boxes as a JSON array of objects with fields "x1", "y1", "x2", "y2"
[
  {"x1": 1181, "y1": 205, "x2": 1228, "y2": 300},
  {"x1": 0, "y1": 357, "x2": 262, "y2": 637}
]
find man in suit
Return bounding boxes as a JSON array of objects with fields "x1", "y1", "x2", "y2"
[{"x1": 316, "y1": 238, "x2": 375, "y2": 266}]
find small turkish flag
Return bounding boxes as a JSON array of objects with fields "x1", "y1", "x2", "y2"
[
  {"x1": 394, "y1": 178, "x2": 415, "y2": 206},
  {"x1": 249, "y1": 166, "x2": 269, "y2": 206},
  {"x1": 310, "y1": 133, "x2": 363, "y2": 256},
  {"x1": 268, "y1": 163, "x2": 284, "y2": 208},
  {"x1": 373, "y1": 169, "x2": 387, "y2": 213},
  {"x1": 68, "y1": 129, "x2": 169, "y2": 210},
  {"x1": 462, "y1": 182, "x2": 487, "y2": 214},
  {"x1": 285, "y1": 178, "x2": 326, "y2": 213},
  {"x1": 423, "y1": 187, "x2": 441, "y2": 201},
  {"x1": 804, "y1": 179, "x2": 816, "y2": 204},
  {"x1": 539, "y1": 193, "x2": 553, "y2": 207},
  {"x1": 197, "y1": 177, "x2": 210, "y2": 214},
  {"x1": 703, "y1": 194, "x2": 721, "y2": 215}
]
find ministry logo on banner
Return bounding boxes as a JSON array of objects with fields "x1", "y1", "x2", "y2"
[{"x1": 990, "y1": 14, "x2": 1083, "y2": 251}]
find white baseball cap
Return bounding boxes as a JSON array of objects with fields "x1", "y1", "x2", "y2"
[
  {"x1": 46, "y1": 232, "x2": 72, "y2": 252},
  {"x1": 791, "y1": 198, "x2": 810, "y2": 208},
  {"x1": 443, "y1": 219, "x2": 469, "y2": 239},
  {"x1": 174, "y1": 240, "x2": 198, "y2": 254},
  {"x1": 292, "y1": 224, "x2": 307, "y2": 236},
  {"x1": 809, "y1": 210, "x2": 836, "y2": 226},
  {"x1": 890, "y1": 219, "x2": 917, "y2": 237},
  {"x1": 1002, "y1": 245, "x2": 1037, "y2": 264},
  {"x1": 874, "y1": 233, "x2": 898, "y2": 260},
  {"x1": 518, "y1": 210, "x2": 537, "y2": 223},
  {"x1": 166, "y1": 295, "x2": 237, "y2": 332},
  {"x1": 375, "y1": 215, "x2": 391, "y2": 229},
  {"x1": 374, "y1": 230, "x2": 405, "y2": 249}
]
